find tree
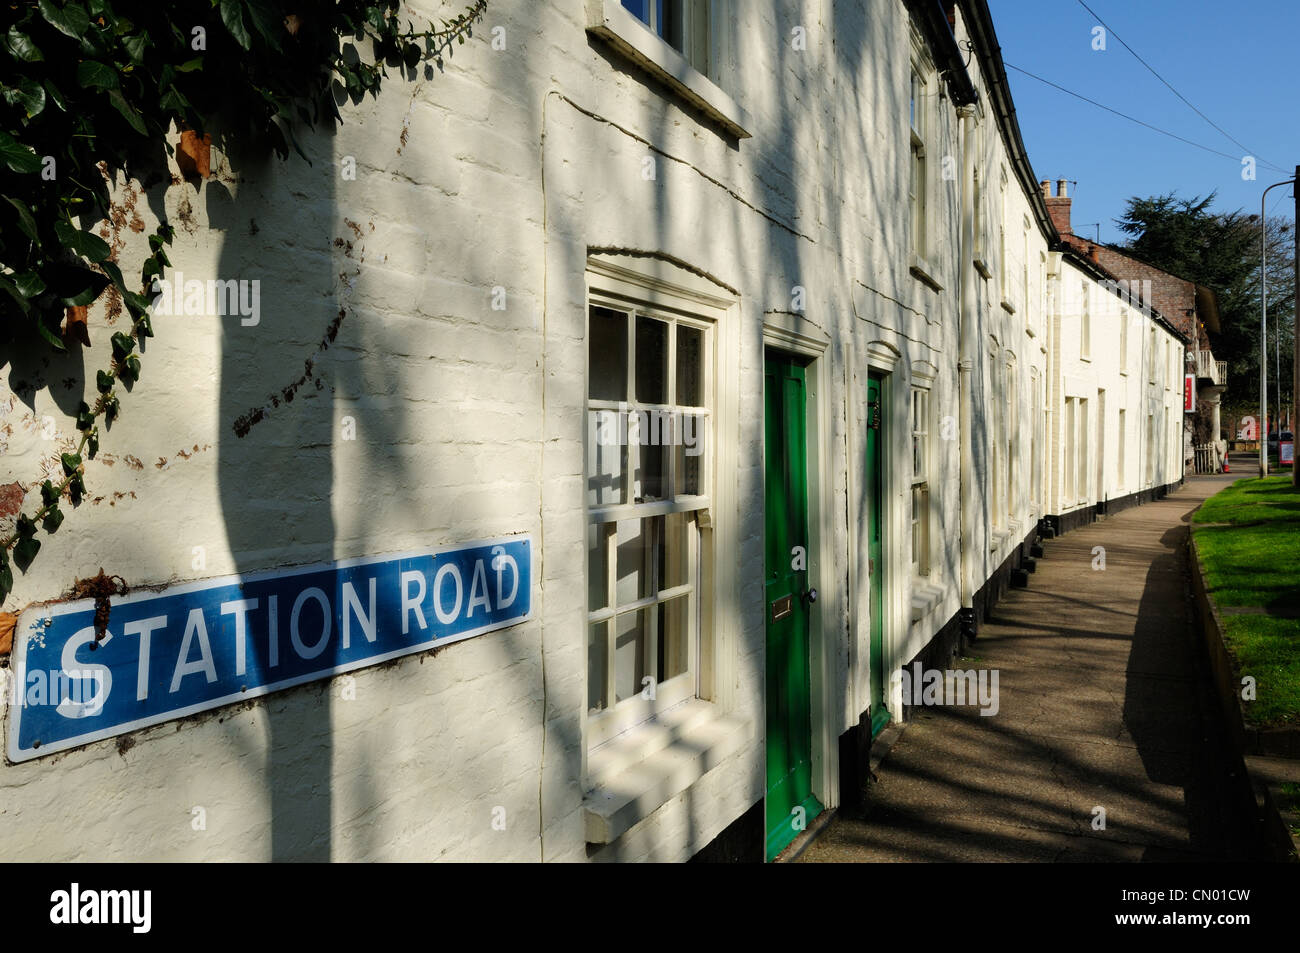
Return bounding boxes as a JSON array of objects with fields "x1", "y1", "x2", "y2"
[{"x1": 1112, "y1": 191, "x2": 1294, "y2": 408}]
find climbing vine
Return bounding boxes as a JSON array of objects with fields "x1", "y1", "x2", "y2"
[{"x1": 0, "y1": 0, "x2": 489, "y2": 606}]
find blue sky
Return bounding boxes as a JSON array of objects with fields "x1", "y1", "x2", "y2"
[{"x1": 987, "y1": 0, "x2": 1300, "y2": 245}]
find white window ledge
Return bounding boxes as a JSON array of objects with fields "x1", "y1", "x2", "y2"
[
  {"x1": 583, "y1": 699, "x2": 755, "y2": 844},
  {"x1": 989, "y1": 528, "x2": 1012, "y2": 552},
  {"x1": 910, "y1": 580, "x2": 946, "y2": 624},
  {"x1": 909, "y1": 253, "x2": 944, "y2": 293},
  {"x1": 585, "y1": 0, "x2": 752, "y2": 139}
]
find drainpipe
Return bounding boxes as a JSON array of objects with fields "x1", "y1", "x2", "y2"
[{"x1": 957, "y1": 105, "x2": 978, "y2": 641}]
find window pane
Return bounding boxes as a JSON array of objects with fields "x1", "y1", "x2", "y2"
[
  {"x1": 661, "y1": 511, "x2": 691, "y2": 589},
  {"x1": 614, "y1": 609, "x2": 649, "y2": 703},
  {"x1": 616, "y1": 517, "x2": 658, "y2": 605},
  {"x1": 676, "y1": 324, "x2": 704, "y2": 406},
  {"x1": 590, "y1": 306, "x2": 627, "y2": 402},
  {"x1": 588, "y1": 622, "x2": 608, "y2": 712},
  {"x1": 675, "y1": 417, "x2": 704, "y2": 496},
  {"x1": 588, "y1": 522, "x2": 610, "y2": 612},
  {"x1": 656, "y1": 596, "x2": 689, "y2": 682},
  {"x1": 587, "y1": 410, "x2": 626, "y2": 506},
  {"x1": 635, "y1": 315, "x2": 669, "y2": 404},
  {"x1": 635, "y1": 439, "x2": 668, "y2": 502},
  {"x1": 621, "y1": 0, "x2": 650, "y2": 25}
]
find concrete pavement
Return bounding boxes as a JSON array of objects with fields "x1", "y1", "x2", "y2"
[{"x1": 800, "y1": 468, "x2": 1269, "y2": 862}]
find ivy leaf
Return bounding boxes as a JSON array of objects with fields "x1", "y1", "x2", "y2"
[
  {"x1": 99, "y1": 258, "x2": 125, "y2": 292},
  {"x1": 13, "y1": 270, "x2": 47, "y2": 298},
  {"x1": 35, "y1": 318, "x2": 66, "y2": 351},
  {"x1": 42, "y1": 78, "x2": 67, "y2": 112},
  {"x1": 4, "y1": 27, "x2": 44, "y2": 63},
  {"x1": 68, "y1": 472, "x2": 85, "y2": 505},
  {"x1": 43, "y1": 505, "x2": 64, "y2": 533},
  {"x1": 6, "y1": 197, "x2": 38, "y2": 240},
  {"x1": 175, "y1": 56, "x2": 204, "y2": 72},
  {"x1": 87, "y1": 429, "x2": 99, "y2": 458},
  {"x1": 75, "y1": 400, "x2": 94, "y2": 431},
  {"x1": 76, "y1": 59, "x2": 120, "y2": 89},
  {"x1": 54, "y1": 220, "x2": 112, "y2": 263},
  {"x1": 158, "y1": 86, "x2": 192, "y2": 114},
  {"x1": 107, "y1": 89, "x2": 147, "y2": 135},
  {"x1": 55, "y1": 267, "x2": 109, "y2": 306},
  {"x1": 3, "y1": 78, "x2": 47, "y2": 119},
  {"x1": 38, "y1": 0, "x2": 91, "y2": 40},
  {"x1": 244, "y1": 1, "x2": 282, "y2": 51},
  {"x1": 13, "y1": 535, "x2": 39, "y2": 572},
  {"x1": 122, "y1": 32, "x2": 149, "y2": 64},
  {"x1": 0, "y1": 548, "x2": 12, "y2": 604},
  {"x1": 0, "y1": 276, "x2": 30, "y2": 315},
  {"x1": 122, "y1": 290, "x2": 152, "y2": 319},
  {"x1": 110, "y1": 331, "x2": 134, "y2": 358},
  {"x1": 0, "y1": 130, "x2": 41, "y2": 173},
  {"x1": 61, "y1": 452, "x2": 82, "y2": 476},
  {"x1": 96, "y1": 369, "x2": 114, "y2": 393},
  {"x1": 120, "y1": 353, "x2": 140, "y2": 383},
  {"x1": 220, "y1": 0, "x2": 252, "y2": 50},
  {"x1": 40, "y1": 481, "x2": 60, "y2": 507}
]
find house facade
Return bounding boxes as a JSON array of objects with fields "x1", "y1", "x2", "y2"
[
  {"x1": 0, "y1": 0, "x2": 1187, "y2": 862},
  {"x1": 1047, "y1": 183, "x2": 1226, "y2": 473}
]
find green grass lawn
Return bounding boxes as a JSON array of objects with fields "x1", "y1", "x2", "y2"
[{"x1": 1193, "y1": 476, "x2": 1300, "y2": 728}]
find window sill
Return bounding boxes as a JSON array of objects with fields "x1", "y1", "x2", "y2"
[
  {"x1": 585, "y1": 0, "x2": 752, "y2": 139},
  {"x1": 1000, "y1": 298, "x2": 1016, "y2": 315},
  {"x1": 583, "y1": 699, "x2": 755, "y2": 844},
  {"x1": 909, "y1": 253, "x2": 944, "y2": 293},
  {"x1": 989, "y1": 528, "x2": 1012, "y2": 552},
  {"x1": 910, "y1": 580, "x2": 945, "y2": 624},
  {"x1": 973, "y1": 257, "x2": 992, "y2": 280}
]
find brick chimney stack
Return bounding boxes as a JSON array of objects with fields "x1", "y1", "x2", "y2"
[{"x1": 1045, "y1": 178, "x2": 1072, "y2": 236}]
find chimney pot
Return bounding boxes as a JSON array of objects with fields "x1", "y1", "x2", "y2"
[
  {"x1": 1057, "y1": 178, "x2": 1069, "y2": 198},
  {"x1": 1089, "y1": 244, "x2": 1099, "y2": 263},
  {"x1": 1040, "y1": 179, "x2": 1051, "y2": 197}
]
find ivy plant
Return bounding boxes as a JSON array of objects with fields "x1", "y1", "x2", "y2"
[{"x1": 0, "y1": 0, "x2": 489, "y2": 606}]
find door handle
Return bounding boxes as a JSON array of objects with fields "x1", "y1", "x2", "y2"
[{"x1": 802, "y1": 588, "x2": 818, "y2": 606}]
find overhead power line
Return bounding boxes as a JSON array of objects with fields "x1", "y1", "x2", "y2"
[
  {"x1": 1004, "y1": 62, "x2": 1261, "y2": 168},
  {"x1": 1075, "y1": 0, "x2": 1286, "y2": 174}
]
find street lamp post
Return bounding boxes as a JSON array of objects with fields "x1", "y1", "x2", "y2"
[{"x1": 1261, "y1": 177, "x2": 1296, "y2": 477}]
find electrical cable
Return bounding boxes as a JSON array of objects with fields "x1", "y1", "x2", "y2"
[
  {"x1": 1075, "y1": 0, "x2": 1287, "y2": 174},
  {"x1": 1004, "y1": 62, "x2": 1263, "y2": 168}
]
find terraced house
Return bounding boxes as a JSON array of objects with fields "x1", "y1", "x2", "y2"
[{"x1": 0, "y1": 0, "x2": 1187, "y2": 862}]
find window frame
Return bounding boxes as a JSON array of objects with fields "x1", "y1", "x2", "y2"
[
  {"x1": 1079, "y1": 281, "x2": 1091, "y2": 361},
  {"x1": 908, "y1": 57, "x2": 930, "y2": 264},
  {"x1": 909, "y1": 385, "x2": 931, "y2": 577},
  {"x1": 584, "y1": 259, "x2": 733, "y2": 751},
  {"x1": 586, "y1": 0, "x2": 751, "y2": 138}
]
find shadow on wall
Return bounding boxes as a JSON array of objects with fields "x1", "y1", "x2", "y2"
[{"x1": 214, "y1": 116, "x2": 343, "y2": 860}]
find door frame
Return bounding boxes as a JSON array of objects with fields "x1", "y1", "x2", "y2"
[
  {"x1": 762, "y1": 315, "x2": 838, "y2": 813},
  {"x1": 855, "y1": 340, "x2": 904, "y2": 724}
]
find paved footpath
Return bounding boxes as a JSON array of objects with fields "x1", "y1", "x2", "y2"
[{"x1": 801, "y1": 467, "x2": 1268, "y2": 862}]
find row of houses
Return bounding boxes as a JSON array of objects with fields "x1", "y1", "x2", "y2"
[{"x1": 0, "y1": 0, "x2": 1204, "y2": 861}]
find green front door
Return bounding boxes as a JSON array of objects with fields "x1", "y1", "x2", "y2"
[
  {"x1": 764, "y1": 353, "x2": 822, "y2": 861},
  {"x1": 866, "y1": 373, "x2": 889, "y2": 737}
]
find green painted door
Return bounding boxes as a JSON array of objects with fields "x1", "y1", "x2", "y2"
[
  {"x1": 764, "y1": 353, "x2": 822, "y2": 861},
  {"x1": 867, "y1": 374, "x2": 889, "y2": 737}
]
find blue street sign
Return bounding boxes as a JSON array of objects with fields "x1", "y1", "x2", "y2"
[{"x1": 5, "y1": 536, "x2": 531, "y2": 762}]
